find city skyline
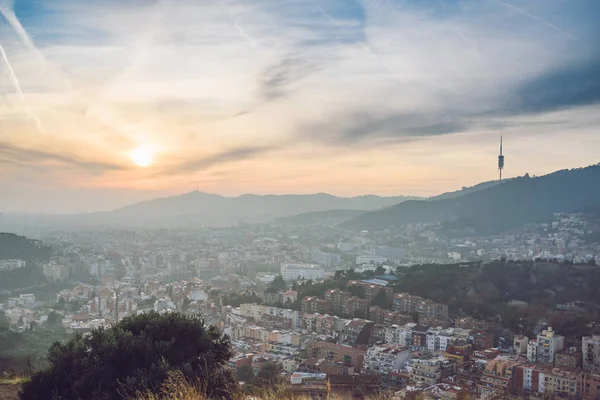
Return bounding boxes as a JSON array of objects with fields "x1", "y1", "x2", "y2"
[{"x1": 1, "y1": 0, "x2": 599, "y2": 213}]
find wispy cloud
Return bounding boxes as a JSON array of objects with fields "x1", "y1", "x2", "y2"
[
  {"x1": 0, "y1": 141, "x2": 128, "y2": 173},
  {"x1": 159, "y1": 145, "x2": 277, "y2": 176}
]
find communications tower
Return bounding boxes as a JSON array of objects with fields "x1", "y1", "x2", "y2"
[{"x1": 498, "y1": 132, "x2": 505, "y2": 181}]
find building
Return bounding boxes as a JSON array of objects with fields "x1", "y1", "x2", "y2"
[
  {"x1": 363, "y1": 345, "x2": 410, "y2": 375},
  {"x1": 409, "y1": 355, "x2": 455, "y2": 387},
  {"x1": 301, "y1": 296, "x2": 326, "y2": 314},
  {"x1": 341, "y1": 296, "x2": 369, "y2": 318},
  {"x1": 324, "y1": 289, "x2": 351, "y2": 314},
  {"x1": 309, "y1": 250, "x2": 342, "y2": 267},
  {"x1": 536, "y1": 326, "x2": 565, "y2": 366},
  {"x1": 583, "y1": 335, "x2": 600, "y2": 372},
  {"x1": 556, "y1": 347, "x2": 582, "y2": 371},
  {"x1": 479, "y1": 358, "x2": 521, "y2": 397},
  {"x1": 281, "y1": 263, "x2": 325, "y2": 281},
  {"x1": 393, "y1": 293, "x2": 448, "y2": 318},
  {"x1": 305, "y1": 341, "x2": 366, "y2": 372},
  {"x1": 527, "y1": 339, "x2": 537, "y2": 363},
  {"x1": 341, "y1": 319, "x2": 373, "y2": 345},
  {"x1": 514, "y1": 335, "x2": 529, "y2": 355}
]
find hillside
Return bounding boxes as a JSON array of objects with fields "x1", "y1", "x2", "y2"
[
  {"x1": 0, "y1": 233, "x2": 50, "y2": 290},
  {"x1": 429, "y1": 179, "x2": 505, "y2": 201},
  {"x1": 341, "y1": 164, "x2": 600, "y2": 234},
  {"x1": 78, "y1": 192, "x2": 414, "y2": 227},
  {"x1": 271, "y1": 209, "x2": 365, "y2": 226}
]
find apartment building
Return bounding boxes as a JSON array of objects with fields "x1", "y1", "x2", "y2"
[
  {"x1": 393, "y1": 293, "x2": 448, "y2": 318},
  {"x1": 536, "y1": 326, "x2": 565, "y2": 366},
  {"x1": 281, "y1": 263, "x2": 325, "y2": 281},
  {"x1": 409, "y1": 355, "x2": 456, "y2": 387},
  {"x1": 363, "y1": 345, "x2": 410, "y2": 375},
  {"x1": 305, "y1": 341, "x2": 366, "y2": 372},
  {"x1": 583, "y1": 335, "x2": 600, "y2": 372},
  {"x1": 301, "y1": 296, "x2": 326, "y2": 314}
]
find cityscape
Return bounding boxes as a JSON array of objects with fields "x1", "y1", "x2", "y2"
[{"x1": 2, "y1": 0, "x2": 600, "y2": 398}]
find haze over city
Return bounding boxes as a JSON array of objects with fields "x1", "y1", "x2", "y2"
[{"x1": 1, "y1": 0, "x2": 599, "y2": 213}]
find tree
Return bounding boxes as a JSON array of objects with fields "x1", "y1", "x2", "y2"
[
  {"x1": 237, "y1": 364, "x2": 254, "y2": 382},
  {"x1": 0, "y1": 311, "x2": 9, "y2": 329},
  {"x1": 347, "y1": 285, "x2": 365, "y2": 299},
  {"x1": 412, "y1": 311, "x2": 420, "y2": 324},
  {"x1": 47, "y1": 311, "x2": 63, "y2": 329},
  {"x1": 251, "y1": 362, "x2": 279, "y2": 387},
  {"x1": 374, "y1": 265, "x2": 386, "y2": 275},
  {"x1": 269, "y1": 275, "x2": 287, "y2": 291},
  {"x1": 20, "y1": 312, "x2": 236, "y2": 400},
  {"x1": 370, "y1": 289, "x2": 389, "y2": 309}
]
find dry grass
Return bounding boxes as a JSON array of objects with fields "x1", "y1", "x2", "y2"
[{"x1": 133, "y1": 371, "x2": 393, "y2": 400}]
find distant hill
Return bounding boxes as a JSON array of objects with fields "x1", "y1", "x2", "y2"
[
  {"x1": 78, "y1": 192, "x2": 416, "y2": 227},
  {"x1": 271, "y1": 209, "x2": 365, "y2": 226},
  {"x1": 0, "y1": 233, "x2": 51, "y2": 290},
  {"x1": 341, "y1": 164, "x2": 600, "y2": 234}
]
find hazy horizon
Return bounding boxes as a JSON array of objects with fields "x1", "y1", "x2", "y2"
[{"x1": 1, "y1": 0, "x2": 599, "y2": 213}]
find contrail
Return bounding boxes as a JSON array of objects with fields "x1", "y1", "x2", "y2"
[
  {"x1": 235, "y1": 19, "x2": 258, "y2": 48},
  {"x1": 0, "y1": 1, "x2": 47, "y2": 65},
  {"x1": 491, "y1": 0, "x2": 574, "y2": 39},
  {"x1": 307, "y1": 0, "x2": 421, "y2": 93},
  {"x1": 0, "y1": 43, "x2": 45, "y2": 133}
]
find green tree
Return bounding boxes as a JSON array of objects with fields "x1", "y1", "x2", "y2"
[
  {"x1": 20, "y1": 312, "x2": 236, "y2": 400},
  {"x1": 412, "y1": 311, "x2": 420, "y2": 324},
  {"x1": 251, "y1": 362, "x2": 279, "y2": 387},
  {"x1": 0, "y1": 311, "x2": 9, "y2": 329},
  {"x1": 237, "y1": 364, "x2": 254, "y2": 382},
  {"x1": 46, "y1": 311, "x2": 63, "y2": 329},
  {"x1": 269, "y1": 275, "x2": 287, "y2": 291},
  {"x1": 347, "y1": 285, "x2": 365, "y2": 299},
  {"x1": 370, "y1": 289, "x2": 389, "y2": 309}
]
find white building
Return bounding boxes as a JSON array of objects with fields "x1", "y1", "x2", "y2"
[
  {"x1": 527, "y1": 339, "x2": 537, "y2": 362},
  {"x1": 280, "y1": 263, "x2": 325, "y2": 282},
  {"x1": 154, "y1": 298, "x2": 176, "y2": 313},
  {"x1": 385, "y1": 324, "x2": 414, "y2": 347},
  {"x1": 582, "y1": 335, "x2": 600, "y2": 372},
  {"x1": 536, "y1": 327, "x2": 565, "y2": 365},
  {"x1": 356, "y1": 255, "x2": 388, "y2": 265},
  {"x1": 309, "y1": 250, "x2": 342, "y2": 267},
  {"x1": 363, "y1": 345, "x2": 410, "y2": 375}
]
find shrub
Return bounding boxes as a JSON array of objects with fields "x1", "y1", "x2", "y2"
[{"x1": 20, "y1": 312, "x2": 236, "y2": 400}]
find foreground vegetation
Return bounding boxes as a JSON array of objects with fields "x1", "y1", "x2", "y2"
[{"x1": 20, "y1": 312, "x2": 236, "y2": 400}]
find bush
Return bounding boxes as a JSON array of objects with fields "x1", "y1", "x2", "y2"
[{"x1": 20, "y1": 312, "x2": 236, "y2": 400}]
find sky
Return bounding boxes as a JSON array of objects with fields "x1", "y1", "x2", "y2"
[{"x1": 0, "y1": 0, "x2": 599, "y2": 213}]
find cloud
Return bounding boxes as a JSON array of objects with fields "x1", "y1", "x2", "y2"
[
  {"x1": 0, "y1": 141, "x2": 127, "y2": 173},
  {"x1": 159, "y1": 145, "x2": 276, "y2": 176},
  {"x1": 506, "y1": 56, "x2": 600, "y2": 114}
]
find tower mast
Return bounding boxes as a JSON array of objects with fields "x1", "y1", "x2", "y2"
[{"x1": 498, "y1": 132, "x2": 505, "y2": 181}]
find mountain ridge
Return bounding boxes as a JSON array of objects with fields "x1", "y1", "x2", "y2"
[
  {"x1": 340, "y1": 163, "x2": 600, "y2": 234},
  {"x1": 79, "y1": 191, "x2": 419, "y2": 227}
]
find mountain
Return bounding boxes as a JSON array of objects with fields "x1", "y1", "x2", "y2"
[
  {"x1": 79, "y1": 192, "x2": 417, "y2": 227},
  {"x1": 340, "y1": 164, "x2": 600, "y2": 234},
  {"x1": 429, "y1": 179, "x2": 506, "y2": 201},
  {"x1": 271, "y1": 209, "x2": 365, "y2": 226}
]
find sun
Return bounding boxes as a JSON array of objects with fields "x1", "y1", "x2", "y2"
[{"x1": 130, "y1": 146, "x2": 154, "y2": 167}]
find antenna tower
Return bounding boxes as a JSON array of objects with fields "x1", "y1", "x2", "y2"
[{"x1": 498, "y1": 132, "x2": 505, "y2": 181}]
